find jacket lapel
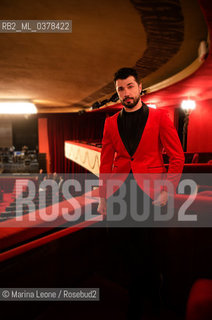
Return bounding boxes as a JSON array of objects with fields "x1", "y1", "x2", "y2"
[{"x1": 117, "y1": 108, "x2": 128, "y2": 154}]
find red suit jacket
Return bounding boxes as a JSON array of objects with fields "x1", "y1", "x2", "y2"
[{"x1": 99, "y1": 106, "x2": 185, "y2": 199}]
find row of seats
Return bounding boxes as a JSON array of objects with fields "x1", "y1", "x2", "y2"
[
  {"x1": 163, "y1": 152, "x2": 212, "y2": 164},
  {"x1": 1, "y1": 177, "x2": 66, "y2": 222}
]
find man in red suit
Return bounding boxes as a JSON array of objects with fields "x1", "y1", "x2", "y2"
[
  {"x1": 97, "y1": 68, "x2": 184, "y2": 319},
  {"x1": 98, "y1": 67, "x2": 184, "y2": 216}
]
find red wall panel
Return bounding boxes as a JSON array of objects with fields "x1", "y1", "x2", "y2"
[
  {"x1": 38, "y1": 118, "x2": 50, "y2": 173},
  {"x1": 187, "y1": 100, "x2": 212, "y2": 152}
]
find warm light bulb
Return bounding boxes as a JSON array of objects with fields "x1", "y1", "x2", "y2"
[{"x1": 181, "y1": 100, "x2": 196, "y2": 111}]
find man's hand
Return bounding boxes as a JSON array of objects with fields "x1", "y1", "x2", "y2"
[
  {"x1": 97, "y1": 197, "x2": 107, "y2": 216},
  {"x1": 152, "y1": 190, "x2": 168, "y2": 207}
]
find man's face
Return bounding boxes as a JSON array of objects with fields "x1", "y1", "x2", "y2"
[{"x1": 115, "y1": 76, "x2": 142, "y2": 109}]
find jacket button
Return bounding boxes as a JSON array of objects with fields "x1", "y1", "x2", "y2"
[{"x1": 131, "y1": 157, "x2": 134, "y2": 161}]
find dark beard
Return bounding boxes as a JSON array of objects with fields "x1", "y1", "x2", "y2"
[{"x1": 122, "y1": 96, "x2": 140, "y2": 109}]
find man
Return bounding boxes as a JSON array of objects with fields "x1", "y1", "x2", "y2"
[
  {"x1": 97, "y1": 67, "x2": 184, "y2": 318},
  {"x1": 98, "y1": 67, "x2": 184, "y2": 213}
]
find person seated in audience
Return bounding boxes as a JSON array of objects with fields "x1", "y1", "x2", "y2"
[{"x1": 22, "y1": 145, "x2": 29, "y2": 156}]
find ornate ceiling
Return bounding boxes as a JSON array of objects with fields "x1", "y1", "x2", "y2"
[{"x1": 0, "y1": 0, "x2": 208, "y2": 112}]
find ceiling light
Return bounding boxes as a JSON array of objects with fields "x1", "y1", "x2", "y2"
[{"x1": 0, "y1": 102, "x2": 37, "y2": 114}]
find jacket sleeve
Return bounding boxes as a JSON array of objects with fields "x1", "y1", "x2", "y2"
[
  {"x1": 159, "y1": 110, "x2": 185, "y2": 192},
  {"x1": 99, "y1": 117, "x2": 116, "y2": 197}
]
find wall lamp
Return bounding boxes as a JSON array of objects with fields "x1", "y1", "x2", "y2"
[
  {"x1": 181, "y1": 99, "x2": 196, "y2": 152},
  {"x1": 181, "y1": 99, "x2": 196, "y2": 111}
]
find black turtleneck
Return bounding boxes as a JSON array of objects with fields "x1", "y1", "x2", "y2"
[{"x1": 117, "y1": 102, "x2": 149, "y2": 157}]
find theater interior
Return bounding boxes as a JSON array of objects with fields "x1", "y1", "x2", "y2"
[{"x1": 0, "y1": 0, "x2": 212, "y2": 319}]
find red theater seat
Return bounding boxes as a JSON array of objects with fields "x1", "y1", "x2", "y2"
[
  {"x1": 192, "y1": 153, "x2": 199, "y2": 163},
  {"x1": 186, "y1": 279, "x2": 212, "y2": 320},
  {"x1": 183, "y1": 164, "x2": 212, "y2": 173}
]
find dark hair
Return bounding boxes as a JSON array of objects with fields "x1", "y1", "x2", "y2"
[{"x1": 114, "y1": 67, "x2": 139, "y2": 84}]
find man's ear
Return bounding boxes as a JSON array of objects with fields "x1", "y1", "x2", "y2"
[{"x1": 139, "y1": 83, "x2": 142, "y2": 94}]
